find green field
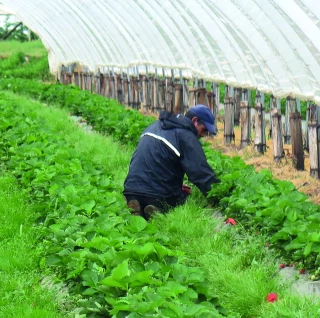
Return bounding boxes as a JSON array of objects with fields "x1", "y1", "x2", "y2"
[
  {"x1": 0, "y1": 40, "x2": 47, "y2": 57},
  {"x1": 0, "y1": 44, "x2": 319, "y2": 317}
]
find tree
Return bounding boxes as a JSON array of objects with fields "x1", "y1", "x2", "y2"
[{"x1": 0, "y1": 16, "x2": 38, "y2": 41}]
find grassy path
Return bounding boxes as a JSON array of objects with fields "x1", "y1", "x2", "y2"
[
  {"x1": 0, "y1": 90, "x2": 319, "y2": 317},
  {"x1": 0, "y1": 175, "x2": 64, "y2": 318},
  {"x1": 0, "y1": 40, "x2": 47, "y2": 58}
]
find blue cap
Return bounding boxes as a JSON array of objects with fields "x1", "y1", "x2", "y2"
[{"x1": 190, "y1": 105, "x2": 216, "y2": 135}]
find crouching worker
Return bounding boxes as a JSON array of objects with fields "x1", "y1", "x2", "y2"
[{"x1": 123, "y1": 104, "x2": 221, "y2": 220}]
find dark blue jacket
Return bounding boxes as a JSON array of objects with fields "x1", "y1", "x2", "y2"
[{"x1": 123, "y1": 111, "x2": 219, "y2": 198}]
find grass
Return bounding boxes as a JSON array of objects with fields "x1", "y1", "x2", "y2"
[
  {"x1": 2, "y1": 90, "x2": 320, "y2": 317},
  {"x1": 152, "y1": 199, "x2": 320, "y2": 317},
  {"x1": 0, "y1": 40, "x2": 47, "y2": 58},
  {"x1": 0, "y1": 175, "x2": 65, "y2": 318}
]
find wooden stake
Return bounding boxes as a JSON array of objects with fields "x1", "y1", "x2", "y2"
[
  {"x1": 284, "y1": 97, "x2": 296, "y2": 144},
  {"x1": 174, "y1": 84, "x2": 182, "y2": 114},
  {"x1": 188, "y1": 87, "x2": 196, "y2": 108},
  {"x1": 158, "y1": 78, "x2": 166, "y2": 112},
  {"x1": 224, "y1": 97, "x2": 235, "y2": 144},
  {"x1": 132, "y1": 76, "x2": 139, "y2": 109},
  {"x1": 234, "y1": 88, "x2": 242, "y2": 126},
  {"x1": 240, "y1": 101, "x2": 251, "y2": 149},
  {"x1": 166, "y1": 77, "x2": 174, "y2": 113},
  {"x1": 308, "y1": 105, "x2": 320, "y2": 178},
  {"x1": 254, "y1": 103, "x2": 266, "y2": 153},
  {"x1": 289, "y1": 112, "x2": 304, "y2": 170},
  {"x1": 182, "y1": 78, "x2": 189, "y2": 114},
  {"x1": 197, "y1": 87, "x2": 207, "y2": 105},
  {"x1": 123, "y1": 75, "x2": 129, "y2": 106},
  {"x1": 271, "y1": 107, "x2": 284, "y2": 162}
]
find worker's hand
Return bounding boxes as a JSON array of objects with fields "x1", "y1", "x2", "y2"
[
  {"x1": 212, "y1": 177, "x2": 221, "y2": 184},
  {"x1": 182, "y1": 184, "x2": 191, "y2": 195}
]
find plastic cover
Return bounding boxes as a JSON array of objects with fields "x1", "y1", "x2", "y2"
[{"x1": 2, "y1": 0, "x2": 320, "y2": 102}]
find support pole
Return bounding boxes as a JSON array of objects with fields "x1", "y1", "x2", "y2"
[
  {"x1": 224, "y1": 96, "x2": 235, "y2": 144},
  {"x1": 166, "y1": 76, "x2": 174, "y2": 113},
  {"x1": 308, "y1": 105, "x2": 320, "y2": 178},
  {"x1": 153, "y1": 69, "x2": 159, "y2": 113},
  {"x1": 284, "y1": 97, "x2": 296, "y2": 144},
  {"x1": 132, "y1": 76, "x2": 139, "y2": 109},
  {"x1": 158, "y1": 76, "x2": 166, "y2": 112},
  {"x1": 174, "y1": 84, "x2": 182, "y2": 114},
  {"x1": 254, "y1": 103, "x2": 266, "y2": 153},
  {"x1": 240, "y1": 97, "x2": 251, "y2": 149},
  {"x1": 271, "y1": 98, "x2": 284, "y2": 162},
  {"x1": 290, "y1": 112, "x2": 304, "y2": 170},
  {"x1": 182, "y1": 78, "x2": 189, "y2": 114},
  {"x1": 234, "y1": 88, "x2": 242, "y2": 126},
  {"x1": 305, "y1": 101, "x2": 310, "y2": 152}
]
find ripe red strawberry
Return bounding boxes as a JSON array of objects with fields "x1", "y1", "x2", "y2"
[
  {"x1": 267, "y1": 293, "x2": 278, "y2": 303},
  {"x1": 300, "y1": 268, "x2": 305, "y2": 274},
  {"x1": 279, "y1": 264, "x2": 286, "y2": 269},
  {"x1": 225, "y1": 218, "x2": 236, "y2": 226}
]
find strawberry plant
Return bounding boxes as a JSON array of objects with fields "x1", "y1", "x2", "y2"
[
  {"x1": 0, "y1": 93, "x2": 230, "y2": 317},
  {"x1": 0, "y1": 59, "x2": 319, "y2": 271}
]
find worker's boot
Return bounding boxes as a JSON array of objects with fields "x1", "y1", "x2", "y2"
[
  {"x1": 127, "y1": 200, "x2": 142, "y2": 216},
  {"x1": 144, "y1": 205, "x2": 159, "y2": 220}
]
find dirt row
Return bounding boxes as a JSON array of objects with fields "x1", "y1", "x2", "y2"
[{"x1": 210, "y1": 122, "x2": 320, "y2": 205}]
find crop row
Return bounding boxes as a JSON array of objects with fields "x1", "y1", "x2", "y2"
[
  {"x1": 0, "y1": 53, "x2": 308, "y2": 118},
  {"x1": 0, "y1": 92, "x2": 229, "y2": 317},
  {"x1": 1, "y1": 56, "x2": 320, "y2": 265},
  {"x1": 1, "y1": 74, "x2": 320, "y2": 272}
]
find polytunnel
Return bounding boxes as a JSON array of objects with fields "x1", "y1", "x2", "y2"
[{"x1": 1, "y1": 0, "x2": 320, "y2": 102}]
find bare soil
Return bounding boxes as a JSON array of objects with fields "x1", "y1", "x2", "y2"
[{"x1": 209, "y1": 121, "x2": 320, "y2": 205}]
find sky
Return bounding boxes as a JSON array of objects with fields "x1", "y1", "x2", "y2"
[{"x1": 0, "y1": 14, "x2": 18, "y2": 28}]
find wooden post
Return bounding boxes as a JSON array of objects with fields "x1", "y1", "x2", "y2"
[
  {"x1": 149, "y1": 76, "x2": 155, "y2": 112},
  {"x1": 152, "y1": 74, "x2": 159, "y2": 113},
  {"x1": 99, "y1": 74, "x2": 104, "y2": 96},
  {"x1": 80, "y1": 72, "x2": 84, "y2": 90},
  {"x1": 182, "y1": 78, "x2": 189, "y2": 114},
  {"x1": 305, "y1": 101, "x2": 310, "y2": 152},
  {"x1": 207, "y1": 92, "x2": 214, "y2": 112},
  {"x1": 74, "y1": 71, "x2": 79, "y2": 87},
  {"x1": 66, "y1": 72, "x2": 72, "y2": 85},
  {"x1": 240, "y1": 101, "x2": 251, "y2": 149},
  {"x1": 271, "y1": 107, "x2": 284, "y2": 162},
  {"x1": 123, "y1": 76, "x2": 129, "y2": 106},
  {"x1": 284, "y1": 97, "x2": 296, "y2": 144},
  {"x1": 254, "y1": 102, "x2": 266, "y2": 153},
  {"x1": 197, "y1": 87, "x2": 207, "y2": 105},
  {"x1": 90, "y1": 73, "x2": 94, "y2": 93},
  {"x1": 290, "y1": 112, "x2": 304, "y2": 170},
  {"x1": 132, "y1": 76, "x2": 139, "y2": 109},
  {"x1": 174, "y1": 84, "x2": 182, "y2": 114},
  {"x1": 141, "y1": 75, "x2": 148, "y2": 112},
  {"x1": 93, "y1": 73, "x2": 99, "y2": 94},
  {"x1": 308, "y1": 105, "x2": 320, "y2": 178},
  {"x1": 224, "y1": 97, "x2": 235, "y2": 144},
  {"x1": 212, "y1": 82, "x2": 219, "y2": 121},
  {"x1": 116, "y1": 74, "x2": 123, "y2": 103},
  {"x1": 234, "y1": 88, "x2": 242, "y2": 126},
  {"x1": 128, "y1": 75, "x2": 133, "y2": 107},
  {"x1": 86, "y1": 73, "x2": 91, "y2": 91},
  {"x1": 83, "y1": 73, "x2": 87, "y2": 90},
  {"x1": 194, "y1": 77, "x2": 198, "y2": 105},
  {"x1": 109, "y1": 74, "x2": 116, "y2": 99},
  {"x1": 166, "y1": 77, "x2": 174, "y2": 113},
  {"x1": 188, "y1": 87, "x2": 196, "y2": 108},
  {"x1": 158, "y1": 78, "x2": 166, "y2": 112},
  {"x1": 103, "y1": 73, "x2": 109, "y2": 97}
]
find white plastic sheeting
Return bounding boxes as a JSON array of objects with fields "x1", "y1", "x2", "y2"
[{"x1": 2, "y1": 0, "x2": 320, "y2": 102}]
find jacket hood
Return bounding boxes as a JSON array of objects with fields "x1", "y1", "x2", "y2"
[{"x1": 159, "y1": 111, "x2": 197, "y2": 135}]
